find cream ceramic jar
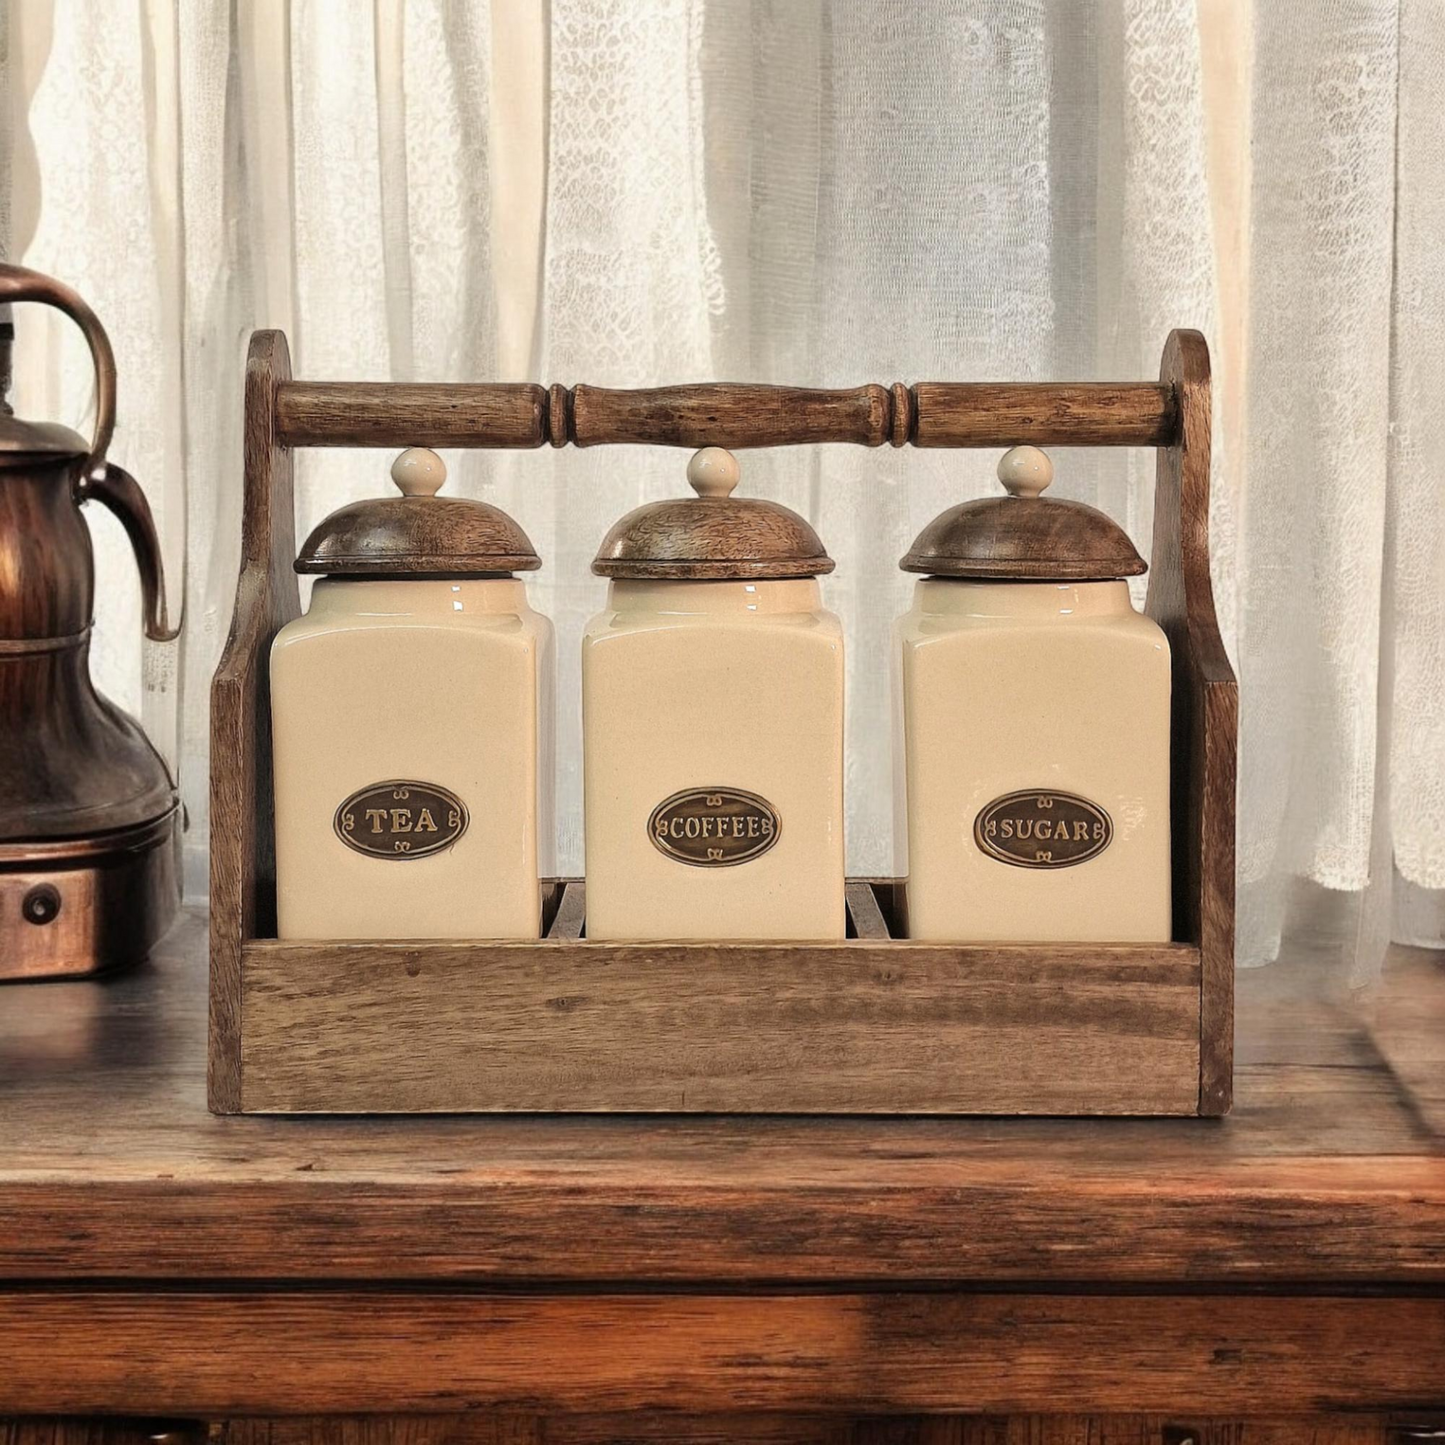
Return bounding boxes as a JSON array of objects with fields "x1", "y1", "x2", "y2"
[
  {"x1": 895, "y1": 446, "x2": 1171, "y2": 943},
  {"x1": 583, "y1": 447, "x2": 845, "y2": 941},
  {"x1": 271, "y1": 448, "x2": 554, "y2": 940}
]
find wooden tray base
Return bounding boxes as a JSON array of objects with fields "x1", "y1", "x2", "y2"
[
  {"x1": 239, "y1": 880, "x2": 1203, "y2": 1115},
  {"x1": 210, "y1": 330, "x2": 1235, "y2": 1118}
]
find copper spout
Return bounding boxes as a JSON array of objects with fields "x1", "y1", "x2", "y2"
[{"x1": 78, "y1": 464, "x2": 179, "y2": 642}]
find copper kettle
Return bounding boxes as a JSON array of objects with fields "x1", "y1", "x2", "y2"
[{"x1": 0, "y1": 262, "x2": 180, "y2": 980}]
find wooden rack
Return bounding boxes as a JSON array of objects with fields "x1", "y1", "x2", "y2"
[{"x1": 210, "y1": 328, "x2": 1235, "y2": 1116}]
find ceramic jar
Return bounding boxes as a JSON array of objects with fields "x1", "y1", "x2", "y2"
[
  {"x1": 894, "y1": 446, "x2": 1171, "y2": 942},
  {"x1": 271, "y1": 448, "x2": 554, "y2": 940},
  {"x1": 582, "y1": 447, "x2": 845, "y2": 940}
]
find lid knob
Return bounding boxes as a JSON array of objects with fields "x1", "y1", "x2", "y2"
[
  {"x1": 686, "y1": 446, "x2": 740, "y2": 499},
  {"x1": 997, "y1": 445, "x2": 1053, "y2": 499},
  {"x1": 391, "y1": 446, "x2": 447, "y2": 498}
]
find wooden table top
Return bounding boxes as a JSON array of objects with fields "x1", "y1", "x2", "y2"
[{"x1": 2, "y1": 908, "x2": 1442, "y2": 1288}]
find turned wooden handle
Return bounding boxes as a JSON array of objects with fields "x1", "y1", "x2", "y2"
[
  {"x1": 276, "y1": 382, "x2": 548, "y2": 448},
  {"x1": 570, "y1": 383, "x2": 894, "y2": 448},
  {"x1": 273, "y1": 378, "x2": 1177, "y2": 449},
  {"x1": 911, "y1": 383, "x2": 1175, "y2": 448}
]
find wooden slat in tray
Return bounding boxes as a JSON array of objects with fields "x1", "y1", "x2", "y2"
[{"x1": 239, "y1": 920, "x2": 1201, "y2": 1114}]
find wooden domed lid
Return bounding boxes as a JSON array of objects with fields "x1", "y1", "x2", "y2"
[
  {"x1": 296, "y1": 448, "x2": 541, "y2": 577},
  {"x1": 900, "y1": 446, "x2": 1146, "y2": 581},
  {"x1": 593, "y1": 447, "x2": 835, "y2": 580}
]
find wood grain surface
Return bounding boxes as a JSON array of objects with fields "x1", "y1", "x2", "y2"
[
  {"x1": 3, "y1": 911, "x2": 1442, "y2": 1285},
  {"x1": 1145, "y1": 330, "x2": 1238, "y2": 1115},
  {"x1": 266, "y1": 379, "x2": 1175, "y2": 451},
  {"x1": 293, "y1": 494, "x2": 541, "y2": 576},
  {"x1": 209, "y1": 331, "x2": 301, "y2": 1111},
  {"x1": 590, "y1": 488, "x2": 834, "y2": 578},
  {"x1": 571, "y1": 383, "x2": 893, "y2": 448},
  {"x1": 236, "y1": 929, "x2": 1201, "y2": 1114},
  {"x1": 898, "y1": 491, "x2": 1147, "y2": 579},
  {"x1": 276, "y1": 382, "x2": 548, "y2": 448},
  {"x1": 2, "y1": 1291, "x2": 1444, "y2": 1416},
  {"x1": 1369, "y1": 945, "x2": 1445, "y2": 1135},
  {"x1": 911, "y1": 383, "x2": 1175, "y2": 448}
]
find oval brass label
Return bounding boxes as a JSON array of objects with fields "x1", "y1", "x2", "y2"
[
  {"x1": 974, "y1": 789, "x2": 1112, "y2": 870},
  {"x1": 334, "y1": 780, "x2": 468, "y2": 860},
  {"x1": 648, "y1": 787, "x2": 781, "y2": 868}
]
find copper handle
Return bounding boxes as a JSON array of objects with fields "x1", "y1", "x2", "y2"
[
  {"x1": 0, "y1": 262, "x2": 179, "y2": 642},
  {"x1": 0, "y1": 261, "x2": 116, "y2": 478}
]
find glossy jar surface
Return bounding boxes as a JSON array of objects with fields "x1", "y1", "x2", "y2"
[
  {"x1": 895, "y1": 577, "x2": 1170, "y2": 942},
  {"x1": 271, "y1": 576, "x2": 554, "y2": 940},
  {"x1": 582, "y1": 577, "x2": 845, "y2": 941}
]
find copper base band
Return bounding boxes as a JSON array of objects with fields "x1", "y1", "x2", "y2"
[{"x1": 0, "y1": 807, "x2": 181, "y2": 982}]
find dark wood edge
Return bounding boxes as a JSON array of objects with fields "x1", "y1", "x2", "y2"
[
  {"x1": 1146, "y1": 329, "x2": 1238, "y2": 1118},
  {"x1": 911, "y1": 382, "x2": 1176, "y2": 448},
  {"x1": 274, "y1": 378, "x2": 1177, "y2": 450},
  {"x1": 209, "y1": 330, "x2": 300, "y2": 1114},
  {"x1": 5, "y1": 1154, "x2": 1444, "y2": 1284},
  {"x1": 3, "y1": 1290, "x2": 1443, "y2": 1415},
  {"x1": 241, "y1": 930, "x2": 1201, "y2": 971}
]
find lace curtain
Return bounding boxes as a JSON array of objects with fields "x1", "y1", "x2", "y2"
[{"x1": 2, "y1": 0, "x2": 1440, "y2": 974}]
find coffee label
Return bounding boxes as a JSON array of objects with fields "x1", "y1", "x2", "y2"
[
  {"x1": 334, "y1": 780, "x2": 468, "y2": 860},
  {"x1": 974, "y1": 789, "x2": 1112, "y2": 869},
  {"x1": 649, "y1": 787, "x2": 781, "y2": 867}
]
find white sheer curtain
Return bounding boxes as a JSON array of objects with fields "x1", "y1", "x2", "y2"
[{"x1": 3, "y1": 0, "x2": 1440, "y2": 974}]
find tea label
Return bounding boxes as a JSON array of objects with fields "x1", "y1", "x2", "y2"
[
  {"x1": 649, "y1": 787, "x2": 781, "y2": 867},
  {"x1": 334, "y1": 780, "x2": 468, "y2": 860},
  {"x1": 974, "y1": 789, "x2": 1112, "y2": 869}
]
